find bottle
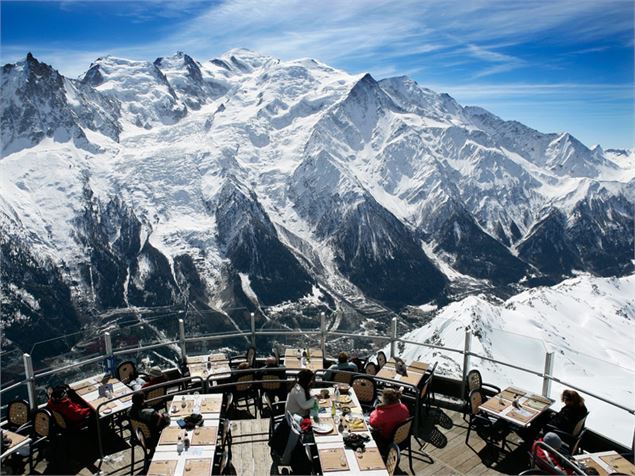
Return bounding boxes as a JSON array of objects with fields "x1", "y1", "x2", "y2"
[
  {"x1": 306, "y1": 347, "x2": 311, "y2": 363},
  {"x1": 301, "y1": 352, "x2": 307, "y2": 368},
  {"x1": 181, "y1": 396, "x2": 186, "y2": 408},
  {"x1": 176, "y1": 436, "x2": 184, "y2": 454},
  {"x1": 338, "y1": 418, "x2": 344, "y2": 434},
  {"x1": 335, "y1": 384, "x2": 340, "y2": 402},
  {"x1": 312, "y1": 398, "x2": 320, "y2": 421},
  {"x1": 331, "y1": 400, "x2": 336, "y2": 418},
  {"x1": 183, "y1": 432, "x2": 190, "y2": 450}
]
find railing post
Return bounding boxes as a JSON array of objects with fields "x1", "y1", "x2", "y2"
[
  {"x1": 542, "y1": 350, "x2": 554, "y2": 398},
  {"x1": 390, "y1": 317, "x2": 398, "y2": 358},
  {"x1": 250, "y1": 312, "x2": 256, "y2": 347},
  {"x1": 320, "y1": 312, "x2": 326, "y2": 357},
  {"x1": 179, "y1": 318, "x2": 187, "y2": 359},
  {"x1": 23, "y1": 353, "x2": 36, "y2": 411},
  {"x1": 104, "y1": 331, "x2": 115, "y2": 376},
  {"x1": 461, "y1": 328, "x2": 472, "y2": 399}
]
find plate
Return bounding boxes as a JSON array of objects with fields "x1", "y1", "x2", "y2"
[
  {"x1": 101, "y1": 408, "x2": 112, "y2": 414},
  {"x1": 337, "y1": 395, "x2": 352, "y2": 404},
  {"x1": 313, "y1": 422, "x2": 334, "y2": 434}
]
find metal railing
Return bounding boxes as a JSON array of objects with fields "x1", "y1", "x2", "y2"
[{"x1": 2, "y1": 312, "x2": 634, "y2": 440}]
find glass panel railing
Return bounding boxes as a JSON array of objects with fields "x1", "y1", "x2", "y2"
[
  {"x1": 392, "y1": 318, "x2": 467, "y2": 378},
  {"x1": 469, "y1": 327, "x2": 547, "y2": 395},
  {"x1": 550, "y1": 348, "x2": 635, "y2": 447}
]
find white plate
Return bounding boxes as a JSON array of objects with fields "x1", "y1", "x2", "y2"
[
  {"x1": 101, "y1": 408, "x2": 112, "y2": 414},
  {"x1": 313, "y1": 422, "x2": 334, "y2": 434}
]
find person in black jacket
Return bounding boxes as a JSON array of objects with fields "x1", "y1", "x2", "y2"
[{"x1": 549, "y1": 389, "x2": 587, "y2": 434}]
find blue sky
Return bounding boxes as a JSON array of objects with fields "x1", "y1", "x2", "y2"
[{"x1": 2, "y1": 0, "x2": 633, "y2": 148}]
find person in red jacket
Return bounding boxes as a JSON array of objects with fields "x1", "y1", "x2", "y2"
[
  {"x1": 532, "y1": 432, "x2": 574, "y2": 475},
  {"x1": 369, "y1": 388, "x2": 410, "y2": 454},
  {"x1": 47, "y1": 386, "x2": 94, "y2": 430}
]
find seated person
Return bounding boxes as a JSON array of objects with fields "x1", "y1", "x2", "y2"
[
  {"x1": 142, "y1": 366, "x2": 168, "y2": 389},
  {"x1": 532, "y1": 432, "x2": 573, "y2": 475},
  {"x1": 369, "y1": 388, "x2": 410, "y2": 454},
  {"x1": 323, "y1": 352, "x2": 358, "y2": 381},
  {"x1": 548, "y1": 389, "x2": 588, "y2": 435},
  {"x1": 47, "y1": 385, "x2": 94, "y2": 430},
  {"x1": 285, "y1": 369, "x2": 317, "y2": 418},
  {"x1": 128, "y1": 392, "x2": 170, "y2": 446},
  {"x1": 265, "y1": 355, "x2": 283, "y2": 368}
]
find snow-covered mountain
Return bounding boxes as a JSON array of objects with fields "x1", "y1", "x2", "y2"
[
  {"x1": 1, "y1": 49, "x2": 633, "y2": 356},
  {"x1": 389, "y1": 274, "x2": 635, "y2": 446}
]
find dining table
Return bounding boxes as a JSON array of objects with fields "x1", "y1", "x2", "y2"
[
  {"x1": 186, "y1": 353, "x2": 232, "y2": 381},
  {"x1": 375, "y1": 359, "x2": 429, "y2": 388},
  {"x1": 284, "y1": 348, "x2": 324, "y2": 372},
  {"x1": 148, "y1": 393, "x2": 224, "y2": 476},
  {"x1": 573, "y1": 450, "x2": 635, "y2": 476},
  {"x1": 69, "y1": 374, "x2": 134, "y2": 417},
  {"x1": 0, "y1": 430, "x2": 31, "y2": 461},
  {"x1": 310, "y1": 386, "x2": 389, "y2": 475},
  {"x1": 479, "y1": 386, "x2": 553, "y2": 428}
]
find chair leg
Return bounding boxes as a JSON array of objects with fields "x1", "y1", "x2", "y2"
[
  {"x1": 408, "y1": 442, "x2": 414, "y2": 474},
  {"x1": 130, "y1": 443, "x2": 135, "y2": 475}
]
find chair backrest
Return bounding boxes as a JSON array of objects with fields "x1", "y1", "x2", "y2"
[
  {"x1": 219, "y1": 418, "x2": 232, "y2": 450},
  {"x1": 466, "y1": 369, "x2": 483, "y2": 396},
  {"x1": 236, "y1": 373, "x2": 254, "y2": 392},
  {"x1": 391, "y1": 416, "x2": 414, "y2": 446},
  {"x1": 364, "y1": 362, "x2": 377, "y2": 376},
  {"x1": 135, "y1": 427, "x2": 148, "y2": 453},
  {"x1": 50, "y1": 410, "x2": 67, "y2": 430},
  {"x1": 352, "y1": 377, "x2": 376, "y2": 404},
  {"x1": 377, "y1": 351, "x2": 387, "y2": 370},
  {"x1": 385, "y1": 443, "x2": 400, "y2": 476},
  {"x1": 219, "y1": 448, "x2": 230, "y2": 474},
  {"x1": 262, "y1": 371, "x2": 284, "y2": 390},
  {"x1": 246, "y1": 346, "x2": 256, "y2": 368},
  {"x1": 7, "y1": 400, "x2": 30, "y2": 428},
  {"x1": 571, "y1": 413, "x2": 588, "y2": 437},
  {"x1": 332, "y1": 371, "x2": 352, "y2": 384},
  {"x1": 117, "y1": 361, "x2": 137, "y2": 384},
  {"x1": 420, "y1": 362, "x2": 438, "y2": 399},
  {"x1": 272, "y1": 347, "x2": 280, "y2": 366},
  {"x1": 223, "y1": 392, "x2": 234, "y2": 414},
  {"x1": 130, "y1": 419, "x2": 152, "y2": 440},
  {"x1": 468, "y1": 389, "x2": 484, "y2": 416},
  {"x1": 145, "y1": 385, "x2": 167, "y2": 403},
  {"x1": 33, "y1": 409, "x2": 52, "y2": 438}
]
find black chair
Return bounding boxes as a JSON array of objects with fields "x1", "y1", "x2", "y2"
[
  {"x1": 117, "y1": 360, "x2": 147, "y2": 385},
  {"x1": 231, "y1": 371, "x2": 259, "y2": 416},
  {"x1": 262, "y1": 394, "x2": 286, "y2": 439},
  {"x1": 376, "y1": 351, "x2": 387, "y2": 370},
  {"x1": 545, "y1": 411, "x2": 589, "y2": 455},
  {"x1": 365, "y1": 362, "x2": 378, "y2": 376},
  {"x1": 351, "y1": 376, "x2": 376, "y2": 412},
  {"x1": 530, "y1": 439, "x2": 586, "y2": 475},
  {"x1": 463, "y1": 369, "x2": 501, "y2": 420},
  {"x1": 384, "y1": 443, "x2": 401, "y2": 476},
  {"x1": 389, "y1": 416, "x2": 415, "y2": 474},
  {"x1": 29, "y1": 409, "x2": 59, "y2": 473},
  {"x1": 260, "y1": 367, "x2": 287, "y2": 403},
  {"x1": 130, "y1": 427, "x2": 151, "y2": 475},
  {"x1": 465, "y1": 389, "x2": 509, "y2": 453},
  {"x1": 6, "y1": 400, "x2": 30, "y2": 432}
]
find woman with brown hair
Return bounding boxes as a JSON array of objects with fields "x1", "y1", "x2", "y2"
[{"x1": 549, "y1": 389, "x2": 588, "y2": 434}]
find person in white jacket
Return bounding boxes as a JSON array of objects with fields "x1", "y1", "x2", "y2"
[{"x1": 285, "y1": 369, "x2": 317, "y2": 417}]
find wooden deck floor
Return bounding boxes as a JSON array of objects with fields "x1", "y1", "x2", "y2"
[{"x1": 24, "y1": 408, "x2": 530, "y2": 475}]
